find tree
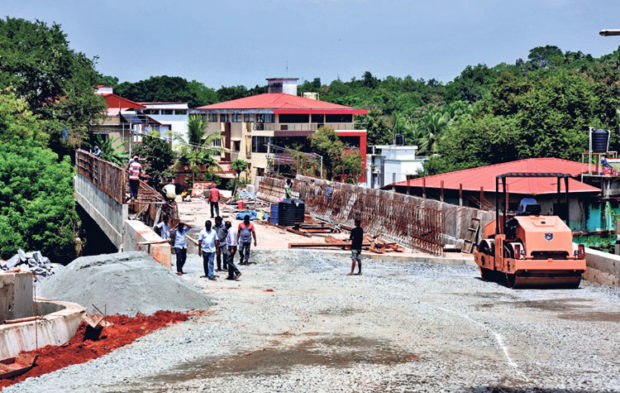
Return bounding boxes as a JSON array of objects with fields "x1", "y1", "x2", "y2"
[
  {"x1": 0, "y1": 94, "x2": 77, "y2": 262},
  {"x1": 132, "y1": 133, "x2": 175, "y2": 188},
  {"x1": 93, "y1": 134, "x2": 128, "y2": 166},
  {"x1": 231, "y1": 159, "x2": 248, "y2": 197},
  {"x1": 337, "y1": 151, "x2": 364, "y2": 184},
  {"x1": 308, "y1": 126, "x2": 345, "y2": 180},
  {"x1": 115, "y1": 76, "x2": 217, "y2": 108},
  {"x1": 176, "y1": 115, "x2": 225, "y2": 186},
  {"x1": 0, "y1": 17, "x2": 106, "y2": 154}
]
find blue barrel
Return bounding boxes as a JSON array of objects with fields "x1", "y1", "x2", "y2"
[
  {"x1": 270, "y1": 204, "x2": 279, "y2": 225},
  {"x1": 592, "y1": 129, "x2": 609, "y2": 153}
]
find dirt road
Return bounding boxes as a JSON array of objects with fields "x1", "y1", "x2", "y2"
[{"x1": 7, "y1": 250, "x2": 619, "y2": 392}]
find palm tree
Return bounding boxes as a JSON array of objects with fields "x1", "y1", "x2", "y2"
[
  {"x1": 231, "y1": 159, "x2": 248, "y2": 197},
  {"x1": 175, "y1": 115, "x2": 227, "y2": 186},
  {"x1": 417, "y1": 111, "x2": 449, "y2": 155}
]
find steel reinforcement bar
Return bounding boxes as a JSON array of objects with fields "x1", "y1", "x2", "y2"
[{"x1": 257, "y1": 176, "x2": 445, "y2": 255}]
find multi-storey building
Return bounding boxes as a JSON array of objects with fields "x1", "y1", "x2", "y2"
[{"x1": 196, "y1": 78, "x2": 368, "y2": 181}]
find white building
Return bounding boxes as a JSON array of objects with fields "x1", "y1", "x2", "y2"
[
  {"x1": 137, "y1": 102, "x2": 189, "y2": 145},
  {"x1": 366, "y1": 145, "x2": 427, "y2": 188}
]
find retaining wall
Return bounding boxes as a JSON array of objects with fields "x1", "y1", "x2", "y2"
[
  {"x1": 75, "y1": 173, "x2": 128, "y2": 249},
  {"x1": 0, "y1": 299, "x2": 84, "y2": 359},
  {"x1": 584, "y1": 247, "x2": 620, "y2": 286},
  {"x1": 123, "y1": 220, "x2": 172, "y2": 268}
]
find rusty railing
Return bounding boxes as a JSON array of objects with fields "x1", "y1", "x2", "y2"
[
  {"x1": 76, "y1": 149, "x2": 126, "y2": 204},
  {"x1": 258, "y1": 176, "x2": 446, "y2": 255}
]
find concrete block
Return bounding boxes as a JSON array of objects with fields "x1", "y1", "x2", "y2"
[
  {"x1": 585, "y1": 247, "x2": 620, "y2": 286},
  {"x1": 0, "y1": 272, "x2": 33, "y2": 322},
  {"x1": 124, "y1": 220, "x2": 171, "y2": 268}
]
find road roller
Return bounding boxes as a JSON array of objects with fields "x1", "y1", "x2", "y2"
[{"x1": 474, "y1": 173, "x2": 586, "y2": 288}]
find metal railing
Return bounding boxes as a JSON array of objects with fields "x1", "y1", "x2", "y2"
[
  {"x1": 253, "y1": 122, "x2": 358, "y2": 132},
  {"x1": 76, "y1": 149, "x2": 126, "y2": 204}
]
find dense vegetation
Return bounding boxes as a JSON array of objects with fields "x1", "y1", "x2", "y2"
[
  {"x1": 108, "y1": 45, "x2": 619, "y2": 175},
  {"x1": 0, "y1": 17, "x2": 106, "y2": 260}
]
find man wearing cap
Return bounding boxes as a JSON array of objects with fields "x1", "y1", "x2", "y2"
[{"x1": 128, "y1": 156, "x2": 143, "y2": 201}]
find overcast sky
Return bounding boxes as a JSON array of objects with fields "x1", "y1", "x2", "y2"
[{"x1": 2, "y1": 1, "x2": 619, "y2": 89}]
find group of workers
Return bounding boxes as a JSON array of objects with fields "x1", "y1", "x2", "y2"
[{"x1": 156, "y1": 211, "x2": 257, "y2": 282}]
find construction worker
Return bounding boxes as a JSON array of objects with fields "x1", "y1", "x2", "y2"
[
  {"x1": 163, "y1": 178, "x2": 177, "y2": 202},
  {"x1": 171, "y1": 221, "x2": 191, "y2": 275},
  {"x1": 237, "y1": 215, "x2": 257, "y2": 265},
  {"x1": 208, "y1": 183, "x2": 222, "y2": 218},
  {"x1": 155, "y1": 213, "x2": 171, "y2": 241},
  {"x1": 128, "y1": 156, "x2": 143, "y2": 201},
  {"x1": 198, "y1": 220, "x2": 218, "y2": 281},
  {"x1": 284, "y1": 178, "x2": 293, "y2": 199},
  {"x1": 348, "y1": 218, "x2": 363, "y2": 276},
  {"x1": 225, "y1": 220, "x2": 242, "y2": 280},
  {"x1": 213, "y1": 216, "x2": 228, "y2": 271}
]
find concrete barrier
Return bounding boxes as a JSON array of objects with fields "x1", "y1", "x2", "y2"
[
  {"x1": 0, "y1": 299, "x2": 85, "y2": 359},
  {"x1": 584, "y1": 248, "x2": 619, "y2": 286},
  {"x1": 123, "y1": 220, "x2": 172, "y2": 268}
]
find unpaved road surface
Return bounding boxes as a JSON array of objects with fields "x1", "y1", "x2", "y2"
[{"x1": 7, "y1": 250, "x2": 619, "y2": 393}]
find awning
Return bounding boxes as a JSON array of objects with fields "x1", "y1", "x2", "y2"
[{"x1": 121, "y1": 113, "x2": 142, "y2": 123}]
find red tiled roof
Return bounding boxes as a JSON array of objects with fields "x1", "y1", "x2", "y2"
[
  {"x1": 389, "y1": 158, "x2": 599, "y2": 195},
  {"x1": 99, "y1": 93, "x2": 145, "y2": 110},
  {"x1": 196, "y1": 93, "x2": 367, "y2": 114}
]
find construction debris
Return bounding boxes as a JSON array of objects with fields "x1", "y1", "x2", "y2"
[{"x1": 0, "y1": 250, "x2": 61, "y2": 278}]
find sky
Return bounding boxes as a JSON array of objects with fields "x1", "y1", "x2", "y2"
[{"x1": 2, "y1": 0, "x2": 619, "y2": 89}]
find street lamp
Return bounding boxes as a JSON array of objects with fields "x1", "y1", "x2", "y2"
[{"x1": 600, "y1": 29, "x2": 620, "y2": 36}]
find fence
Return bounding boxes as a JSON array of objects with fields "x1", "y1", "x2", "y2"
[
  {"x1": 75, "y1": 149, "x2": 179, "y2": 227},
  {"x1": 76, "y1": 149, "x2": 126, "y2": 204}
]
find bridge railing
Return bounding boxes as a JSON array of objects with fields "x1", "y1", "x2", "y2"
[{"x1": 76, "y1": 149, "x2": 126, "y2": 204}]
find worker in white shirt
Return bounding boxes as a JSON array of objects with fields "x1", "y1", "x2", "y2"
[{"x1": 163, "y1": 179, "x2": 177, "y2": 202}]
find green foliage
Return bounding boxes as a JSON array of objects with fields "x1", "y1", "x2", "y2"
[
  {"x1": 132, "y1": 133, "x2": 175, "y2": 187},
  {"x1": 337, "y1": 151, "x2": 364, "y2": 184},
  {"x1": 308, "y1": 126, "x2": 345, "y2": 180},
  {"x1": 0, "y1": 136, "x2": 77, "y2": 262},
  {"x1": 231, "y1": 159, "x2": 248, "y2": 174},
  {"x1": 0, "y1": 91, "x2": 49, "y2": 147},
  {"x1": 92, "y1": 134, "x2": 129, "y2": 166},
  {"x1": 0, "y1": 17, "x2": 106, "y2": 155},
  {"x1": 116, "y1": 76, "x2": 217, "y2": 108}
]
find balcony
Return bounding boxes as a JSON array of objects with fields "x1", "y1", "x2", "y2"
[{"x1": 252, "y1": 122, "x2": 357, "y2": 132}]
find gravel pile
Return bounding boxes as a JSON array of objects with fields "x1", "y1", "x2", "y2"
[
  {"x1": 38, "y1": 251, "x2": 213, "y2": 316},
  {"x1": 9, "y1": 250, "x2": 620, "y2": 392}
]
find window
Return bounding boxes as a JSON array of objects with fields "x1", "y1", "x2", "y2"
[
  {"x1": 211, "y1": 138, "x2": 222, "y2": 147},
  {"x1": 220, "y1": 114, "x2": 229, "y2": 122},
  {"x1": 232, "y1": 113, "x2": 242, "y2": 122},
  {"x1": 175, "y1": 110, "x2": 187, "y2": 115},
  {"x1": 326, "y1": 114, "x2": 353, "y2": 123},
  {"x1": 208, "y1": 113, "x2": 218, "y2": 122},
  {"x1": 147, "y1": 109, "x2": 159, "y2": 115},
  {"x1": 279, "y1": 114, "x2": 309, "y2": 123},
  {"x1": 244, "y1": 113, "x2": 253, "y2": 122},
  {"x1": 233, "y1": 140, "x2": 241, "y2": 151},
  {"x1": 256, "y1": 114, "x2": 274, "y2": 123},
  {"x1": 311, "y1": 114, "x2": 324, "y2": 123},
  {"x1": 162, "y1": 109, "x2": 173, "y2": 115},
  {"x1": 252, "y1": 136, "x2": 272, "y2": 153}
]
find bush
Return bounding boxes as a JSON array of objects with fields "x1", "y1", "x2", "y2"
[{"x1": 0, "y1": 142, "x2": 77, "y2": 262}]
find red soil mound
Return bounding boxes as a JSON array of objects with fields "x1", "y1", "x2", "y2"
[{"x1": 0, "y1": 310, "x2": 190, "y2": 390}]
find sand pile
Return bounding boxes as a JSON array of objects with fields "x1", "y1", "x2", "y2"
[{"x1": 39, "y1": 251, "x2": 213, "y2": 316}]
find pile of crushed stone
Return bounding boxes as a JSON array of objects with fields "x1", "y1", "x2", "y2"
[{"x1": 38, "y1": 251, "x2": 213, "y2": 316}]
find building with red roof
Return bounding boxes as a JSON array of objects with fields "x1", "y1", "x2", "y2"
[
  {"x1": 196, "y1": 78, "x2": 368, "y2": 181},
  {"x1": 385, "y1": 158, "x2": 601, "y2": 231},
  {"x1": 90, "y1": 86, "x2": 170, "y2": 152}
]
